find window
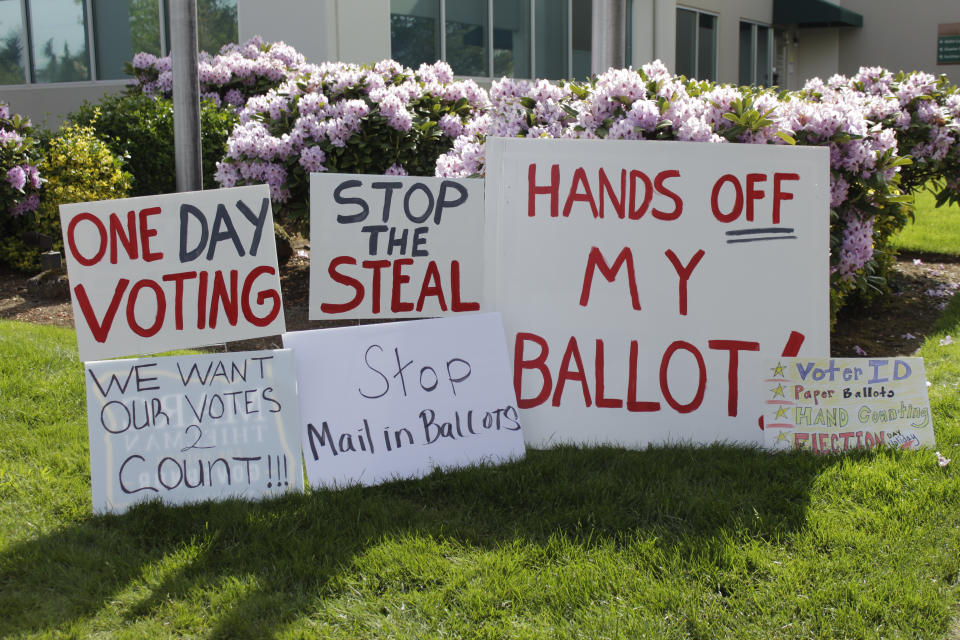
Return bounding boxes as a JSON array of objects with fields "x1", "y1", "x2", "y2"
[
  {"x1": 29, "y1": 0, "x2": 91, "y2": 82},
  {"x1": 675, "y1": 7, "x2": 716, "y2": 81},
  {"x1": 739, "y1": 20, "x2": 772, "y2": 86},
  {"x1": 391, "y1": 0, "x2": 590, "y2": 80},
  {"x1": 0, "y1": 0, "x2": 26, "y2": 83},
  {"x1": 0, "y1": 0, "x2": 237, "y2": 85}
]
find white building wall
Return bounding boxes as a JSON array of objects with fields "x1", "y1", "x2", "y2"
[
  {"x1": 238, "y1": 0, "x2": 390, "y2": 66},
  {"x1": 1, "y1": 81, "x2": 129, "y2": 129},
  {"x1": 838, "y1": 0, "x2": 959, "y2": 84},
  {"x1": 794, "y1": 28, "x2": 839, "y2": 88}
]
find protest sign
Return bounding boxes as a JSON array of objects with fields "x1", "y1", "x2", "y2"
[
  {"x1": 85, "y1": 349, "x2": 303, "y2": 514},
  {"x1": 763, "y1": 357, "x2": 934, "y2": 453},
  {"x1": 484, "y1": 138, "x2": 830, "y2": 448},
  {"x1": 283, "y1": 313, "x2": 525, "y2": 488},
  {"x1": 60, "y1": 184, "x2": 285, "y2": 361},
  {"x1": 309, "y1": 173, "x2": 484, "y2": 319}
]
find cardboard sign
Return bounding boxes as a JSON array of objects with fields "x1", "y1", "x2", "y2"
[
  {"x1": 283, "y1": 313, "x2": 525, "y2": 488},
  {"x1": 484, "y1": 138, "x2": 830, "y2": 448},
  {"x1": 763, "y1": 357, "x2": 934, "y2": 453},
  {"x1": 85, "y1": 350, "x2": 303, "y2": 514},
  {"x1": 60, "y1": 185, "x2": 285, "y2": 361},
  {"x1": 309, "y1": 173, "x2": 484, "y2": 319}
]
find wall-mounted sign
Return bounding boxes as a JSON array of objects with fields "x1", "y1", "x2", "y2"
[
  {"x1": 309, "y1": 173, "x2": 484, "y2": 319},
  {"x1": 60, "y1": 185, "x2": 285, "y2": 361},
  {"x1": 762, "y1": 357, "x2": 934, "y2": 453},
  {"x1": 938, "y1": 24, "x2": 960, "y2": 65},
  {"x1": 283, "y1": 313, "x2": 525, "y2": 488},
  {"x1": 484, "y1": 138, "x2": 830, "y2": 448},
  {"x1": 85, "y1": 350, "x2": 303, "y2": 514}
]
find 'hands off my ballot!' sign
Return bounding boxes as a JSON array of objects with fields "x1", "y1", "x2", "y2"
[
  {"x1": 283, "y1": 313, "x2": 525, "y2": 488},
  {"x1": 60, "y1": 185, "x2": 285, "y2": 361},
  {"x1": 309, "y1": 173, "x2": 484, "y2": 319},
  {"x1": 85, "y1": 350, "x2": 303, "y2": 514},
  {"x1": 484, "y1": 138, "x2": 830, "y2": 448}
]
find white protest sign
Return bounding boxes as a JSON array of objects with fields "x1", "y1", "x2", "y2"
[
  {"x1": 309, "y1": 173, "x2": 484, "y2": 319},
  {"x1": 484, "y1": 138, "x2": 830, "y2": 448},
  {"x1": 283, "y1": 313, "x2": 525, "y2": 488},
  {"x1": 763, "y1": 357, "x2": 934, "y2": 453},
  {"x1": 85, "y1": 349, "x2": 303, "y2": 514},
  {"x1": 60, "y1": 184, "x2": 285, "y2": 361}
]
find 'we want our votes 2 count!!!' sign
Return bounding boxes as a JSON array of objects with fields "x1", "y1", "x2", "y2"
[{"x1": 59, "y1": 184, "x2": 285, "y2": 361}]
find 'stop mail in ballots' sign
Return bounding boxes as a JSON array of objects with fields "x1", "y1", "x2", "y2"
[{"x1": 60, "y1": 185, "x2": 285, "y2": 361}]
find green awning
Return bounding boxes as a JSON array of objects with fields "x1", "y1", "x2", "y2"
[{"x1": 773, "y1": 0, "x2": 863, "y2": 28}]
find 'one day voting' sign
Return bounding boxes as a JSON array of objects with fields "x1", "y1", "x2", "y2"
[
  {"x1": 283, "y1": 313, "x2": 525, "y2": 488},
  {"x1": 60, "y1": 184, "x2": 285, "y2": 361},
  {"x1": 484, "y1": 138, "x2": 831, "y2": 448},
  {"x1": 309, "y1": 173, "x2": 484, "y2": 319},
  {"x1": 763, "y1": 357, "x2": 934, "y2": 453},
  {"x1": 85, "y1": 350, "x2": 302, "y2": 514}
]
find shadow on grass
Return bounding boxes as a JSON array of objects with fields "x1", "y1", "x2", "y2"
[{"x1": 0, "y1": 444, "x2": 847, "y2": 638}]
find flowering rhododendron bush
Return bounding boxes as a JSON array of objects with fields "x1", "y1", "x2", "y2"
[
  {"x1": 129, "y1": 38, "x2": 960, "y2": 319},
  {"x1": 212, "y1": 58, "x2": 487, "y2": 228},
  {"x1": 434, "y1": 62, "x2": 958, "y2": 320},
  {"x1": 0, "y1": 103, "x2": 44, "y2": 270}
]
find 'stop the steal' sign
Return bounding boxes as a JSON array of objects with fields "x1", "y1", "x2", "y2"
[
  {"x1": 484, "y1": 138, "x2": 830, "y2": 448},
  {"x1": 309, "y1": 173, "x2": 484, "y2": 319},
  {"x1": 60, "y1": 185, "x2": 285, "y2": 361}
]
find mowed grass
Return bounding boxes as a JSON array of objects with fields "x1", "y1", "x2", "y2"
[
  {"x1": 889, "y1": 189, "x2": 960, "y2": 256},
  {"x1": 2, "y1": 317, "x2": 960, "y2": 639}
]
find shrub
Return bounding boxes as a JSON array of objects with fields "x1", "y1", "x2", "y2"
[
  {"x1": 434, "y1": 63, "x2": 955, "y2": 322},
  {"x1": 0, "y1": 103, "x2": 43, "y2": 270},
  {"x1": 0, "y1": 124, "x2": 131, "y2": 272},
  {"x1": 0, "y1": 110, "x2": 43, "y2": 272},
  {"x1": 214, "y1": 59, "x2": 488, "y2": 231},
  {"x1": 128, "y1": 35, "x2": 307, "y2": 109},
  {"x1": 70, "y1": 92, "x2": 238, "y2": 197}
]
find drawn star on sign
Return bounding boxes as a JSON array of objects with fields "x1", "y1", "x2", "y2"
[
  {"x1": 771, "y1": 362, "x2": 787, "y2": 377},
  {"x1": 777, "y1": 432, "x2": 791, "y2": 444},
  {"x1": 770, "y1": 384, "x2": 787, "y2": 398},
  {"x1": 775, "y1": 406, "x2": 790, "y2": 420}
]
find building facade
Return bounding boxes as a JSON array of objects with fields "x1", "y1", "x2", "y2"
[{"x1": 1, "y1": 0, "x2": 957, "y2": 125}]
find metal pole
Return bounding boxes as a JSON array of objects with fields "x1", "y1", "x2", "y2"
[
  {"x1": 591, "y1": 0, "x2": 626, "y2": 75},
  {"x1": 171, "y1": 0, "x2": 203, "y2": 192}
]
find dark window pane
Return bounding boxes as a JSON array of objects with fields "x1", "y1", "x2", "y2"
[
  {"x1": 30, "y1": 0, "x2": 90, "y2": 82},
  {"x1": 0, "y1": 0, "x2": 26, "y2": 84},
  {"x1": 493, "y1": 0, "x2": 529, "y2": 78},
  {"x1": 697, "y1": 12, "x2": 715, "y2": 81},
  {"x1": 197, "y1": 0, "x2": 237, "y2": 53},
  {"x1": 625, "y1": 0, "x2": 632, "y2": 65},
  {"x1": 446, "y1": 0, "x2": 488, "y2": 76},
  {"x1": 391, "y1": 0, "x2": 440, "y2": 69},
  {"x1": 535, "y1": 0, "x2": 567, "y2": 80},
  {"x1": 757, "y1": 25, "x2": 771, "y2": 86},
  {"x1": 675, "y1": 8, "x2": 695, "y2": 77},
  {"x1": 738, "y1": 21, "x2": 752, "y2": 85},
  {"x1": 571, "y1": 0, "x2": 590, "y2": 78},
  {"x1": 93, "y1": 0, "x2": 162, "y2": 80}
]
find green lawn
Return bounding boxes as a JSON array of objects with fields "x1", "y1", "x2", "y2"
[
  {"x1": 890, "y1": 189, "x2": 960, "y2": 256},
  {"x1": 1, "y1": 317, "x2": 959, "y2": 638}
]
